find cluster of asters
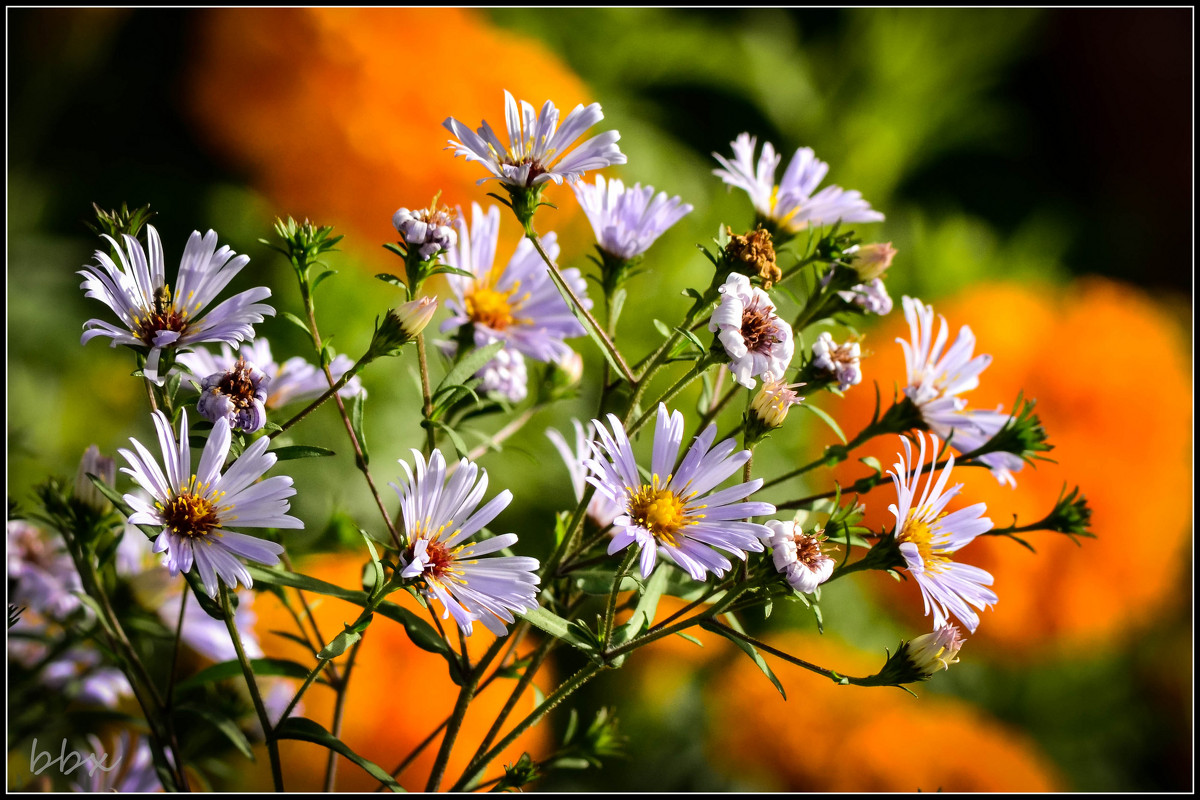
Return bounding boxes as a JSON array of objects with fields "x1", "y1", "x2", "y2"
[{"x1": 64, "y1": 90, "x2": 1029, "y2": 671}]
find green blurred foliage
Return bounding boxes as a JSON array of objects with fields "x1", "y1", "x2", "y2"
[{"x1": 6, "y1": 7, "x2": 1191, "y2": 793}]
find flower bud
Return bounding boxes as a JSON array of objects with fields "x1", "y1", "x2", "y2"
[
  {"x1": 552, "y1": 349, "x2": 585, "y2": 388},
  {"x1": 847, "y1": 242, "x2": 896, "y2": 282},
  {"x1": 904, "y1": 624, "x2": 965, "y2": 676},
  {"x1": 368, "y1": 296, "x2": 438, "y2": 358},
  {"x1": 393, "y1": 199, "x2": 457, "y2": 262},
  {"x1": 723, "y1": 226, "x2": 780, "y2": 289},
  {"x1": 74, "y1": 445, "x2": 116, "y2": 512}
]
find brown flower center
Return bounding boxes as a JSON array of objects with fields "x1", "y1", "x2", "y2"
[
  {"x1": 216, "y1": 358, "x2": 261, "y2": 410},
  {"x1": 740, "y1": 303, "x2": 780, "y2": 353},
  {"x1": 133, "y1": 286, "x2": 190, "y2": 346},
  {"x1": 161, "y1": 492, "x2": 221, "y2": 539}
]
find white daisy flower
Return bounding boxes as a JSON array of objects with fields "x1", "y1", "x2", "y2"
[
  {"x1": 585, "y1": 405, "x2": 774, "y2": 581},
  {"x1": 79, "y1": 225, "x2": 274, "y2": 383},
  {"x1": 444, "y1": 90, "x2": 626, "y2": 188},
  {"x1": 392, "y1": 449, "x2": 540, "y2": 636},
  {"x1": 119, "y1": 410, "x2": 300, "y2": 598},
  {"x1": 709, "y1": 273, "x2": 795, "y2": 389},
  {"x1": 713, "y1": 133, "x2": 883, "y2": 235},
  {"x1": 887, "y1": 432, "x2": 997, "y2": 633},
  {"x1": 572, "y1": 175, "x2": 693, "y2": 260},
  {"x1": 899, "y1": 296, "x2": 1022, "y2": 486},
  {"x1": 763, "y1": 519, "x2": 834, "y2": 594}
]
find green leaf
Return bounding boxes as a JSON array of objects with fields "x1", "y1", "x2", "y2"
[
  {"x1": 311, "y1": 269, "x2": 338, "y2": 294},
  {"x1": 350, "y1": 393, "x2": 368, "y2": 466},
  {"x1": 672, "y1": 326, "x2": 706, "y2": 354},
  {"x1": 85, "y1": 473, "x2": 130, "y2": 513},
  {"x1": 435, "y1": 341, "x2": 505, "y2": 396},
  {"x1": 652, "y1": 318, "x2": 672, "y2": 339},
  {"x1": 801, "y1": 403, "x2": 847, "y2": 443},
  {"x1": 174, "y1": 658, "x2": 311, "y2": 693},
  {"x1": 432, "y1": 419, "x2": 468, "y2": 459},
  {"x1": 675, "y1": 632, "x2": 704, "y2": 647},
  {"x1": 280, "y1": 311, "x2": 311, "y2": 336},
  {"x1": 374, "y1": 272, "x2": 407, "y2": 290},
  {"x1": 318, "y1": 622, "x2": 366, "y2": 660},
  {"x1": 700, "y1": 617, "x2": 786, "y2": 700},
  {"x1": 273, "y1": 717, "x2": 406, "y2": 791},
  {"x1": 360, "y1": 530, "x2": 384, "y2": 598},
  {"x1": 176, "y1": 704, "x2": 255, "y2": 760},
  {"x1": 517, "y1": 607, "x2": 600, "y2": 658},
  {"x1": 619, "y1": 565, "x2": 669, "y2": 643},
  {"x1": 271, "y1": 445, "x2": 336, "y2": 461},
  {"x1": 424, "y1": 265, "x2": 475, "y2": 279}
]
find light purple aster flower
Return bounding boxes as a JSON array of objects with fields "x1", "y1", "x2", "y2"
[
  {"x1": 709, "y1": 273, "x2": 795, "y2": 389},
  {"x1": 840, "y1": 277, "x2": 894, "y2": 316},
  {"x1": 444, "y1": 91, "x2": 626, "y2": 188},
  {"x1": 6, "y1": 521, "x2": 83, "y2": 621},
  {"x1": 713, "y1": 133, "x2": 884, "y2": 234},
  {"x1": 441, "y1": 203, "x2": 590, "y2": 364},
  {"x1": 585, "y1": 405, "x2": 774, "y2": 581},
  {"x1": 39, "y1": 644, "x2": 133, "y2": 707},
  {"x1": 78, "y1": 225, "x2": 274, "y2": 384},
  {"x1": 572, "y1": 175, "x2": 693, "y2": 260},
  {"x1": 196, "y1": 356, "x2": 270, "y2": 433},
  {"x1": 546, "y1": 419, "x2": 623, "y2": 529},
  {"x1": 391, "y1": 449, "x2": 540, "y2": 636},
  {"x1": 119, "y1": 410, "x2": 300, "y2": 598},
  {"x1": 899, "y1": 296, "x2": 1021, "y2": 487},
  {"x1": 812, "y1": 332, "x2": 863, "y2": 391},
  {"x1": 763, "y1": 519, "x2": 835, "y2": 594},
  {"x1": 70, "y1": 731, "x2": 162, "y2": 793},
  {"x1": 177, "y1": 338, "x2": 365, "y2": 410},
  {"x1": 476, "y1": 345, "x2": 529, "y2": 404},
  {"x1": 888, "y1": 432, "x2": 997, "y2": 633},
  {"x1": 393, "y1": 202, "x2": 458, "y2": 261}
]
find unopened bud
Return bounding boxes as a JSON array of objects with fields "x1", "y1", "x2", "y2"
[
  {"x1": 904, "y1": 625, "x2": 965, "y2": 677},
  {"x1": 554, "y1": 350, "x2": 585, "y2": 387},
  {"x1": 369, "y1": 296, "x2": 438, "y2": 358},
  {"x1": 847, "y1": 242, "x2": 896, "y2": 282},
  {"x1": 747, "y1": 374, "x2": 805, "y2": 442},
  {"x1": 74, "y1": 445, "x2": 115, "y2": 512}
]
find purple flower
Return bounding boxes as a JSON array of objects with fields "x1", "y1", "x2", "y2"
[
  {"x1": 196, "y1": 356, "x2": 271, "y2": 433},
  {"x1": 573, "y1": 175, "x2": 692, "y2": 260},
  {"x1": 119, "y1": 410, "x2": 300, "y2": 598},
  {"x1": 585, "y1": 405, "x2": 774, "y2": 580}
]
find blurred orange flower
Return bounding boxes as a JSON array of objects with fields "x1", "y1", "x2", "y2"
[
  {"x1": 796, "y1": 279, "x2": 1192, "y2": 658},
  {"x1": 634, "y1": 627, "x2": 1061, "y2": 791},
  {"x1": 188, "y1": 8, "x2": 593, "y2": 265},
  {"x1": 249, "y1": 552, "x2": 550, "y2": 792}
]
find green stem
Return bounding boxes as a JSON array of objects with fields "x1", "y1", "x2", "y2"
[
  {"x1": 323, "y1": 635, "x2": 364, "y2": 792},
  {"x1": 464, "y1": 403, "x2": 542, "y2": 462},
  {"x1": 602, "y1": 550, "x2": 638, "y2": 652},
  {"x1": 703, "y1": 619, "x2": 879, "y2": 686},
  {"x1": 528, "y1": 233, "x2": 635, "y2": 385},
  {"x1": 466, "y1": 634, "x2": 557, "y2": 772},
  {"x1": 424, "y1": 636, "x2": 508, "y2": 791},
  {"x1": 416, "y1": 332, "x2": 438, "y2": 455},
  {"x1": 628, "y1": 356, "x2": 715, "y2": 436},
  {"x1": 270, "y1": 358, "x2": 366, "y2": 438},
  {"x1": 220, "y1": 586, "x2": 284, "y2": 792}
]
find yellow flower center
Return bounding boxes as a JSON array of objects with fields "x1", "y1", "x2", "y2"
[
  {"x1": 161, "y1": 492, "x2": 221, "y2": 539},
  {"x1": 626, "y1": 478, "x2": 701, "y2": 547},
  {"x1": 897, "y1": 515, "x2": 951, "y2": 573},
  {"x1": 466, "y1": 286, "x2": 517, "y2": 331}
]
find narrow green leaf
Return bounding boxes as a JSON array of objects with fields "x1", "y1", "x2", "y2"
[
  {"x1": 672, "y1": 326, "x2": 706, "y2": 354},
  {"x1": 280, "y1": 311, "x2": 311, "y2": 336},
  {"x1": 85, "y1": 473, "x2": 130, "y2": 513},
  {"x1": 273, "y1": 717, "x2": 406, "y2": 791},
  {"x1": 174, "y1": 658, "x2": 311, "y2": 693},
  {"x1": 374, "y1": 272, "x2": 407, "y2": 290},
  {"x1": 801, "y1": 403, "x2": 847, "y2": 444},
  {"x1": 700, "y1": 617, "x2": 786, "y2": 700},
  {"x1": 350, "y1": 392, "x2": 368, "y2": 466},
  {"x1": 433, "y1": 420, "x2": 468, "y2": 459},
  {"x1": 435, "y1": 341, "x2": 505, "y2": 396},
  {"x1": 360, "y1": 530, "x2": 384, "y2": 597},
  {"x1": 675, "y1": 632, "x2": 704, "y2": 647},
  {"x1": 271, "y1": 445, "x2": 336, "y2": 461},
  {"x1": 517, "y1": 607, "x2": 599, "y2": 657},
  {"x1": 311, "y1": 269, "x2": 338, "y2": 294},
  {"x1": 652, "y1": 319, "x2": 672, "y2": 339},
  {"x1": 424, "y1": 265, "x2": 475, "y2": 279},
  {"x1": 318, "y1": 626, "x2": 363, "y2": 660},
  {"x1": 176, "y1": 704, "x2": 255, "y2": 760},
  {"x1": 620, "y1": 565, "x2": 669, "y2": 642}
]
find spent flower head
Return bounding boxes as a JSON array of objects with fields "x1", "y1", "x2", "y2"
[
  {"x1": 812, "y1": 332, "x2": 863, "y2": 392},
  {"x1": 196, "y1": 356, "x2": 271, "y2": 433},
  {"x1": 709, "y1": 273, "x2": 795, "y2": 389},
  {"x1": 393, "y1": 198, "x2": 458, "y2": 262},
  {"x1": 763, "y1": 519, "x2": 835, "y2": 594},
  {"x1": 723, "y1": 226, "x2": 780, "y2": 289}
]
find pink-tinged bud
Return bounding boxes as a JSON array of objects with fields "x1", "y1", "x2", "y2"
[
  {"x1": 848, "y1": 242, "x2": 896, "y2": 282},
  {"x1": 555, "y1": 350, "x2": 585, "y2": 387},
  {"x1": 750, "y1": 374, "x2": 805, "y2": 430},
  {"x1": 369, "y1": 296, "x2": 439, "y2": 358},
  {"x1": 905, "y1": 624, "x2": 965, "y2": 675},
  {"x1": 75, "y1": 445, "x2": 116, "y2": 512}
]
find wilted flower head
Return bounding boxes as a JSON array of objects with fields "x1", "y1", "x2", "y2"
[
  {"x1": 888, "y1": 432, "x2": 997, "y2": 633},
  {"x1": 119, "y1": 410, "x2": 300, "y2": 598},
  {"x1": 899, "y1": 296, "x2": 1021, "y2": 486},
  {"x1": 178, "y1": 338, "x2": 365, "y2": 410},
  {"x1": 78, "y1": 225, "x2": 274, "y2": 383},
  {"x1": 713, "y1": 134, "x2": 883, "y2": 236},
  {"x1": 764, "y1": 520, "x2": 835, "y2": 594},
  {"x1": 444, "y1": 91, "x2": 626, "y2": 188},
  {"x1": 585, "y1": 405, "x2": 774, "y2": 580},
  {"x1": 391, "y1": 449, "x2": 540, "y2": 635},
  {"x1": 197, "y1": 356, "x2": 270, "y2": 433},
  {"x1": 441, "y1": 203, "x2": 589, "y2": 364},
  {"x1": 573, "y1": 175, "x2": 693, "y2": 260},
  {"x1": 393, "y1": 200, "x2": 458, "y2": 261},
  {"x1": 709, "y1": 273, "x2": 795, "y2": 389},
  {"x1": 812, "y1": 332, "x2": 863, "y2": 391},
  {"x1": 724, "y1": 227, "x2": 780, "y2": 289}
]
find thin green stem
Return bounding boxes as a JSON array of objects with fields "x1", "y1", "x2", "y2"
[
  {"x1": 467, "y1": 634, "x2": 556, "y2": 771},
  {"x1": 528, "y1": 233, "x2": 635, "y2": 384},
  {"x1": 323, "y1": 635, "x2": 364, "y2": 791},
  {"x1": 629, "y1": 357, "x2": 714, "y2": 436},
  {"x1": 463, "y1": 403, "x2": 542, "y2": 463},
  {"x1": 416, "y1": 332, "x2": 438, "y2": 455},
  {"x1": 602, "y1": 550, "x2": 639, "y2": 652},
  {"x1": 424, "y1": 635, "x2": 508, "y2": 791},
  {"x1": 220, "y1": 586, "x2": 284, "y2": 792},
  {"x1": 270, "y1": 358, "x2": 365, "y2": 438},
  {"x1": 703, "y1": 619, "x2": 877, "y2": 686}
]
